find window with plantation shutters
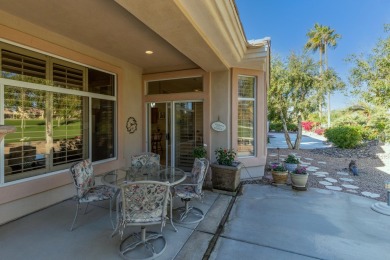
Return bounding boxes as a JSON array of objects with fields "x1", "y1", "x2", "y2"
[
  {"x1": 1, "y1": 42, "x2": 116, "y2": 184},
  {"x1": 53, "y1": 63, "x2": 83, "y2": 90},
  {"x1": 1, "y1": 50, "x2": 46, "y2": 80},
  {"x1": 237, "y1": 75, "x2": 256, "y2": 157}
]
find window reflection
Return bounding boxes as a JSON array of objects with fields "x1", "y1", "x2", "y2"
[{"x1": 92, "y1": 99, "x2": 115, "y2": 161}]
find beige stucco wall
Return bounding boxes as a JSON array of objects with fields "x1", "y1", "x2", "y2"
[
  {"x1": 210, "y1": 69, "x2": 267, "y2": 180},
  {"x1": 209, "y1": 70, "x2": 231, "y2": 164},
  {"x1": 0, "y1": 14, "x2": 143, "y2": 224}
]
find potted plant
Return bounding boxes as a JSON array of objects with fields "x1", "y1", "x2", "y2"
[
  {"x1": 193, "y1": 144, "x2": 207, "y2": 159},
  {"x1": 290, "y1": 166, "x2": 309, "y2": 188},
  {"x1": 210, "y1": 147, "x2": 242, "y2": 193},
  {"x1": 284, "y1": 154, "x2": 300, "y2": 172},
  {"x1": 270, "y1": 163, "x2": 288, "y2": 185}
]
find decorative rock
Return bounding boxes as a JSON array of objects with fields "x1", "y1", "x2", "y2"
[
  {"x1": 319, "y1": 181, "x2": 333, "y2": 186},
  {"x1": 324, "y1": 177, "x2": 338, "y2": 183},
  {"x1": 342, "y1": 184, "x2": 359, "y2": 189},
  {"x1": 361, "y1": 191, "x2": 380, "y2": 198},
  {"x1": 339, "y1": 178, "x2": 354, "y2": 182},
  {"x1": 269, "y1": 154, "x2": 277, "y2": 157},
  {"x1": 336, "y1": 171, "x2": 349, "y2": 176},
  {"x1": 326, "y1": 186, "x2": 343, "y2": 191},
  {"x1": 304, "y1": 158, "x2": 314, "y2": 161},
  {"x1": 318, "y1": 161, "x2": 327, "y2": 164}
]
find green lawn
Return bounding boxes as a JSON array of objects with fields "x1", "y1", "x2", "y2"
[{"x1": 4, "y1": 119, "x2": 82, "y2": 144}]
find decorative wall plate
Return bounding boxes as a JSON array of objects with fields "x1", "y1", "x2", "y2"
[{"x1": 126, "y1": 117, "x2": 137, "y2": 133}]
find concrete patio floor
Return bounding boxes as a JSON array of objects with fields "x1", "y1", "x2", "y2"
[{"x1": 1, "y1": 184, "x2": 390, "y2": 259}]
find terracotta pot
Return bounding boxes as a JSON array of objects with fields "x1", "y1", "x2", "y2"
[
  {"x1": 271, "y1": 171, "x2": 288, "y2": 184},
  {"x1": 291, "y1": 173, "x2": 309, "y2": 188}
]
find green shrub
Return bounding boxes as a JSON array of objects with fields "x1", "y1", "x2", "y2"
[
  {"x1": 287, "y1": 123, "x2": 298, "y2": 132},
  {"x1": 269, "y1": 122, "x2": 297, "y2": 132},
  {"x1": 361, "y1": 128, "x2": 379, "y2": 141},
  {"x1": 324, "y1": 126, "x2": 362, "y2": 148},
  {"x1": 269, "y1": 122, "x2": 283, "y2": 132}
]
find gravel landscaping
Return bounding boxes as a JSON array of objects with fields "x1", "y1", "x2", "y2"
[{"x1": 245, "y1": 141, "x2": 390, "y2": 202}]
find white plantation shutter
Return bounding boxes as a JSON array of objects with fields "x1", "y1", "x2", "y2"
[{"x1": 1, "y1": 50, "x2": 46, "y2": 79}]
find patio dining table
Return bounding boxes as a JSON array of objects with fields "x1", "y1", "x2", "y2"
[{"x1": 101, "y1": 165, "x2": 187, "y2": 231}]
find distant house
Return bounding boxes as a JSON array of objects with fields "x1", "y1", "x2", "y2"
[{"x1": 0, "y1": 0, "x2": 270, "y2": 224}]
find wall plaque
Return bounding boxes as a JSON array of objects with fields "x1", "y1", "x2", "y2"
[{"x1": 211, "y1": 121, "x2": 226, "y2": 132}]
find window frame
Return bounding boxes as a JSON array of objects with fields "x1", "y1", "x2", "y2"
[{"x1": 237, "y1": 75, "x2": 257, "y2": 157}]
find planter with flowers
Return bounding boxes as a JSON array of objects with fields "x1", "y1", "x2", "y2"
[
  {"x1": 290, "y1": 166, "x2": 309, "y2": 188},
  {"x1": 270, "y1": 163, "x2": 288, "y2": 185},
  {"x1": 284, "y1": 154, "x2": 300, "y2": 172},
  {"x1": 193, "y1": 144, "x2": 207, "y2": 159},
  {"x1": 210, "y1": 147, "x2": 242, "y2": 193}
]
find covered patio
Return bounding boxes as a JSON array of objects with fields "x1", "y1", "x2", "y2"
[{"x1": 0, "y1": 0, "x2": 269, "y2": 227}]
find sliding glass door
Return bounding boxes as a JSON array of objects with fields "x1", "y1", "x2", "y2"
[{"x1": 147, "y1": 101, "x2": 203, "y2": 171}]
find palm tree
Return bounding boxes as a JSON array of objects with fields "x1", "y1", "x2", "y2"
[{"x1": 305, "y1": 23, "x2": 341, "y2": 127}]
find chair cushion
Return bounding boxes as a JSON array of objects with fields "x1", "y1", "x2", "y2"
[
  {"x1": 174, "y1": 185, "x2": 201, "y2": 199},
  {"x1": 71, "y1": 159, "x2": 95, "y2": 197},
  {"x1": 191, "y1": 158, "x2": 206, "y2": 194},
  {"x1": 130, "y1": 153, "x2": 160, "y2": 168},
  {"x1": 79, "y1": 185, "x2": 116, "y2": 203},
  {"x1": 146, "y1": 153, "x2": 160, "y2": 167},
  {"x1": 122, "y1": 182, "x2": 168, "y2": 224}
]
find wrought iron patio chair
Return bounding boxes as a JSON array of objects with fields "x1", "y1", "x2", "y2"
[
  {"x1": 114, "y1": 181, "x2": 170, "y2": 260},
  {"x1": 130, "y1": 152, "x2": 160, "y2": 168},
  {"x1": 69, "y1": 159, "x2": 116, "y2": 231},
  {"x1": 173, "y1": 158, "x2": 209, "y2": 224}
]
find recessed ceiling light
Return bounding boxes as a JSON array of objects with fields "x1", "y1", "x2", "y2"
[{"x1": 145, "y1": 50, "x2": 154, "y2": 55}]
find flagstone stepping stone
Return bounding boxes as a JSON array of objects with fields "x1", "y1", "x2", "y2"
[
  {"x1": 269, "y1": 154, "x2": 277, "y2": 157},
  {"x1": 342, "y1": 184, "x2": 359, "y2": 189},
  {"x1": 326, "y1": 186, "x2": 342, "y2": 191},
  {"x1": 313, "y1": 173, "x2": 327, "y2": 177},
  {"x1": 346, "y1": 190, "x2": 358, "y2": 193},
  {"x1": 324, "y1": 177, "x2": 338, "y2": 183},
  {"x1": 339, "y1": 178, "x2": 354, "y2": 182},
  {"x1": 336, "y1": 171, "x2": 349, "y2": 176},
  {"x1": 361, "y1": 191, "x2": 380, "y2": 198},
  {"x1": 306, "y1": 166, "x2": 319, "y2": 171},
  {"x1": 304, "y1": 158, "x2": 314, "y2": 161},
  {"x1": 315, "y1": 171, "x2": 329, "y2": 175},
  {"x1": 319, "y1": 181, "x2": 333, "y2": 186},
  {"x1": 300, "y1": 162, "x2": 311, "y2": 165},
  {"x1": 318, "y1": 161, "x2": 327, "y2": 164},
  {"x1": 280, "y1": 155, "x2": 286, "y2": 157}
]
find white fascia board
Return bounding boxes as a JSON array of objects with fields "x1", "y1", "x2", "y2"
[{"x1": 176, "y1": 0, "x2": 269, "y2": 70}]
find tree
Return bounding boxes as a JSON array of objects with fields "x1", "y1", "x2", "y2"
[
  {"x1": 347, "y1": 24, "x2": 390, "y2": 109},
  {"x1": 269, "y1": 53, "x2": 319, "y2": 149},
  {"x1": 305, "y1": 23, "x2": 341, "y2": 127}
]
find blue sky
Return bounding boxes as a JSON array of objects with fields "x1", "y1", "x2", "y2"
[{"x1": 236, "y1": 0, "x2": 390, "y2": 109}]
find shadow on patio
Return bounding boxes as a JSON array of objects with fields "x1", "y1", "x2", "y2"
[{"x1": 0, "y1": 190, "x2": 231, "y2": 260}]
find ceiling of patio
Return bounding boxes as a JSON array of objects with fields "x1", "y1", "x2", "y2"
[{"x1": 0, "y1": 0, "x2": 206, "y2": 74}]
